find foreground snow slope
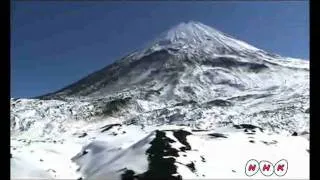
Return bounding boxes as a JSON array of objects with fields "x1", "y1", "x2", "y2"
[
  {"x1": 11, "y1": 124, "x2": 309, "y2": 179},
  {"x1": 11, "y1": 21, "x2": 309, "y2": 179}
]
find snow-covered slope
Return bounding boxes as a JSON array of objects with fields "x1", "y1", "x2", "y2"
[
  {"x1": 10, "y1": 21, "x2": 309, "y2": 179},
  {"x1": 72, "y1": 125, "x2": 309, "y2": 180},
  {"x1": 11, "y1": 124, "x2": 309, "y2": 179}
]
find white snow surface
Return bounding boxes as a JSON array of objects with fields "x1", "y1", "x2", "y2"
[
  {"x1": 11, "y1": 124, "x2": 309, "y2": 179},
  {"x1": 11, "y1": 21, "x2": 309, "y2": 179}
]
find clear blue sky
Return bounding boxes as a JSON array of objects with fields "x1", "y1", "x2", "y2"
[{"x1": 11, "y1": 1, "x2": 309, "y2": 98}]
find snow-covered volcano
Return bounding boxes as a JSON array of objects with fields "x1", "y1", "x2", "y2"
[
  {"x1": 39, "y1": 21, "x2": 308, "y2": 100},
  {"x1": 11, "y1": 21, "x2": 309, "y2": 179}
]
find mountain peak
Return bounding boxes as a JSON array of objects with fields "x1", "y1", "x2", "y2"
[
  {"x1": 161, "y1": 21, "x2": 223, "y2": 40},
  {"x1": 150, "y1": 21, "x2": 260, "y2": 54}
]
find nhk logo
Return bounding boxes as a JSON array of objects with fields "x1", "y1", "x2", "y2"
[{"x1": 245, "y1": 159, "x2": 288, "y2": 177}]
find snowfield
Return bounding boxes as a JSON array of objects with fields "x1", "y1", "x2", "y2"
[
  {"x1": 11, "y1": 21, "x2": 309, "y2": 179},
  {"x1": 11, "y1": 124, "x2": 309, "y2": 179}
]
